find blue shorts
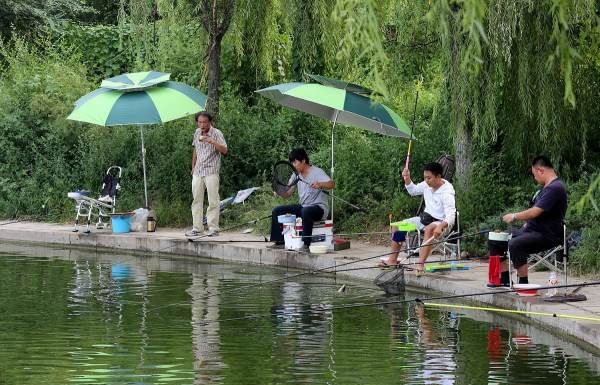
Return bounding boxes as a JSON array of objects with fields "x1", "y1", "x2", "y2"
[{"x1": 391, "y1": 231, "x2": 407, "y2": 243}]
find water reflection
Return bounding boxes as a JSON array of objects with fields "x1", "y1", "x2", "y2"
[
  {"x1": 0, "y1": 242, "x2": 599, "y2": 385},
  {"x1": 189, "y1": 274, "x2": 225, "y2": 383}
]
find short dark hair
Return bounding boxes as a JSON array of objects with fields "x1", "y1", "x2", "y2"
[
  {"x1": 532, "y1": 155, "x2": 554, "y2": 169},
  {"x1": 423, "y1": 162, "x2": 444, "y2": 177},
  {"x1": 195, "y1": 112, "x2": 212, "y2": 122},
  {"x1": 289, "y1": 148, "x2": 309, "y2": 164}
]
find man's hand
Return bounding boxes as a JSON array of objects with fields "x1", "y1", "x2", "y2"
[
  {"x1": 502, "y1": 213, "x2": 516, "y2": 224},
  {"x1": 310, "y1": 181, "x2": 321, "y2": 189},
  {"x1": 402, "y1": 167, "x2": 411, "y2": 185}
]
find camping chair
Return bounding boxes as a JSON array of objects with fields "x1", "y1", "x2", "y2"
[
  {"x1": 68, "y1": 166, "x2": 122, "y2": 233},
  {"x1": 527, "y1": 224, "x2": 581, "y2": 285},
  {"x1": 406, "y1": 211, "x2": 461, "y2": 259}
]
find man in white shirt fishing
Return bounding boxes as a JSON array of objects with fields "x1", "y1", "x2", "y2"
[{"x1": 379, "y1": 162, "x2": 456, "y2": 275}]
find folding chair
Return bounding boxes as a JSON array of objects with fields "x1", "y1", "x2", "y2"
[
  {"x1": 528, "y1": 224, "x2": 582, "y2": 285},
  {"x1": 405, "y1": 211, "x2": 461, "y2": 259},
  {"x1": 433, "y1": 211, "x2": 461, "y2": 259},
  {"x1": 68, "y1": 166, "x2": 122, "y2": 233}
]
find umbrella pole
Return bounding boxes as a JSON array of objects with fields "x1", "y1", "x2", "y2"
[
  {"x1": 331, "y1": 111, "x2": 339, "y2": 223},
  {"x1": 140, "y1": 126, "x2": 149, "y2": 208}
]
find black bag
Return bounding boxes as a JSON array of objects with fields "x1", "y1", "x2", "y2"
[{"x1": 419, "y1": 211, "x2": 440, "y2": 226}]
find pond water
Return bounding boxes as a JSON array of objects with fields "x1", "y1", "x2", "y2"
[{"x1": 0, "y1": 242, "x2": 599, "y2": 385}]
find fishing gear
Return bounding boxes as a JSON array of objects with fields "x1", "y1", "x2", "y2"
[
  {"x1": 325, "y1": 281, "x2": 600, "y2": 311},
  {"x1": 154, "y1": 214, "x2": 273, "y2": 253},
  {"x1": 0, "y1": 215, "x2": 41, "y2": 226},
  {"x1": 272, "y1": 160, "x2": 363, "y2": 211},
  {"x1": 148, "y1": 229, "x2": 490, "y2": 312},
  {"x1": 404, "y1": 77, "x2": 422, "y2": 170},
  {"x1": 187, "y1": 214, "x2": 272, "y2": 242},
  {"x1": 422, "y1": 303, "x2": 600, "y2": 322}
]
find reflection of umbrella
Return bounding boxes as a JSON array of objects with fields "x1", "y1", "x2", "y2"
[
  {"x1": 68, "y1": 81, "x2": 207, "y2": 207},
  {"x1": 256, "y1": 81, "x2": 410, "y2": 219},
  {"x1": 101, "y1": 71, "x2": 170, "y2": 91}
]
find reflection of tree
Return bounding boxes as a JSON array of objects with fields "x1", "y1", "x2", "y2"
[
  {"x1": 414, "y1": 304, "x2": 457, "y2": 385},
  {"x1": 271, "y1": 281, "x2": 333, "y2": 384},
  {"x1": 189, "y1": 274, "x2": 224, "y2": 384}
]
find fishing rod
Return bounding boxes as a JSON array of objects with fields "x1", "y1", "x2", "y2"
[
  {"x1": 332, "y1": 256, "x2": 482, "y2": 273},
  {"x1": 148, "y1": 229, "x2": 489, "y2": 312},
  {"x1": 404, "y1": 77, "x2": 422, "y2": 170},
  {"x1": 422, "y1": 303, "x2": 600, "y2": 323},
  {"x1": 155, "y1": 214, "x2": 273, "y2": 253},
  {"x1": 194, "y1": 282, "x2": 600, "y2": 326},
  {"x1": 0, "y1": 215, "x2": 41, "y2": 227},
  {"x1": 325, "y1": 281, "x2": 600, "y2": 311}
]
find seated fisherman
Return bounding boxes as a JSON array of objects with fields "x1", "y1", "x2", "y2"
[
  {"x1": 268, "y1": 148, "x2": 335, "y2": 250},
  {"x1": 497, "y1": 155, "x2": 567, "y2": 286},
  {"x1": 379, "y1": 162, "x2": 456, "y2": 274}
]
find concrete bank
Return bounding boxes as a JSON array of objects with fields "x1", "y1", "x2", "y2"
[{"x1": 1, "y1": 221, "x2": 599, "y2": 352}]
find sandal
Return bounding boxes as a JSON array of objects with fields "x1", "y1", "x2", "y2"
[
  {"x1": 415, "y1": 262, "x2": 425, "y2": 277},
  {"x1": 377, "y1": 258, "x2": 399, "y2": 268}
]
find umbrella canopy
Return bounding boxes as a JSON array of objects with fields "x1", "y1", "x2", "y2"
[
  {"x1": 68, "y1": 80, "x2": 207, "y2": 207},
  {"x1": 257, "y1": 81, "x2": 411, "y2": 221},
  {"x1": 100, "y1": 71, "x2": 171, "y2": 91},
  {"x1": 68, "y1": 81, "x2": 207, "y2": 126},
  {"x1": 307, "y1": 73, "x2": 376, "y2": 96},
  {"x1": 256, "y1": 82, "x2": 410, "y2": 138}
]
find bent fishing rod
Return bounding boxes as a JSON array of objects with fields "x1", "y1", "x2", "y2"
[
  {"x1": 148, "y1": 229, "x2": 490, "y2": 312},
  {"x1": 326, "y1": 281, "x2": 600, "y2": 311},
  {"x1": 191, "y1": 281, "x2": 600, "y2": 326}
]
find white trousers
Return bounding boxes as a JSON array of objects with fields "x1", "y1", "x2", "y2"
[{"x1": 191, "y1": 174, "x2": 220, "y2": 231}]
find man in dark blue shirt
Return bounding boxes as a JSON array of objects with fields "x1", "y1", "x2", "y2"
[{"x1": 497, "y1": 156, "x2": 567, "y2": 286}]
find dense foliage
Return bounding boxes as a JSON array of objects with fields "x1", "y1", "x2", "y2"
[{"x1": 1, "y1": 0, "x2": 599, "y2": 273}]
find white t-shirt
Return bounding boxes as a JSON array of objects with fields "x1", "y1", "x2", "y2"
[{"x1": 406, "y1": 179, "x2": 456, "y2": 227}]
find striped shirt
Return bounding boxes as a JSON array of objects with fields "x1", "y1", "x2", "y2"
[{"x1": 192, "y1": 126, "x2": 227, "y2": 177}]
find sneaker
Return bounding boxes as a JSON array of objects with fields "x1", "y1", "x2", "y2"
[
  {"x1": 267, "y1": 243, "x2": 285, "y2": 249},
  {"x1": 185, "y1": 228, "x2": 202, "y2": 237},
  {"x1": 207, "y1": 229, "x2": 220, "y2": 237}
]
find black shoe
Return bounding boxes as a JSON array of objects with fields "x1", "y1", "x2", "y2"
[
  {"x1": 267, "y1": 243, "x2": 284, "y2": 249},
  {"x1": 487, "y1": 282, "x2": 510, "y2": 289}
]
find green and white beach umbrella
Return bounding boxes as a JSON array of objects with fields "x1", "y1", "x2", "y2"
[
  {"x1": 257, "y1": 81, "x2": 410, "y2": 220},
  {"x1": 68, "y1": 80, "x2": 207, "y2": 207},
  {"x1": 256, "y1": 82, "x2": 410, "y2": 138},
  {"x1": 68, "y1": 81, "x2": 207, "y2": 126},
  {"x1": 100, "y1": 70, "x2": 171, "y2": 91}
]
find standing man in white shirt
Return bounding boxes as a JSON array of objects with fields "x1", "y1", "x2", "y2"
[
  {"x1": 379, "y1": 162, "x2": 456, "y2": 274},
  {"x1": 188, "y1": 112, "x2": 228, "y2": 237}
]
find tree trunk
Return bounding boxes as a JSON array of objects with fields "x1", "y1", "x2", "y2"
[
  {"x1": 198, "y1": 0, "x2": 235, "y2": 120},
  {"x1": 206, "y1": 34, "x2": 222, "y2": 117},
  {"x1": 454, "y1": 119, "x2": 473, "y2": 190}
]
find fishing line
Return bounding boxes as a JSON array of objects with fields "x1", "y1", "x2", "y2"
[
  {"x1": 332, "y1": 256, "x2": 481, "y2": 273},
  {"x1": 422, "y1": 302, "x2": 600, "y2": 323},
  {"x1": 154, "y1": 214, "x2": 272, "y2": 253},
  {"x1": 325, "y1": 281, "x2": 600, "y2": 311},
  {"x1": 148, "y1": 229, "x2": 489, "y2": 312}
]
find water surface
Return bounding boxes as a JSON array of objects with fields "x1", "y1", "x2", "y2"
[{"x1": 0, "y1": 243, "x2": 599, "y2": 385}]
